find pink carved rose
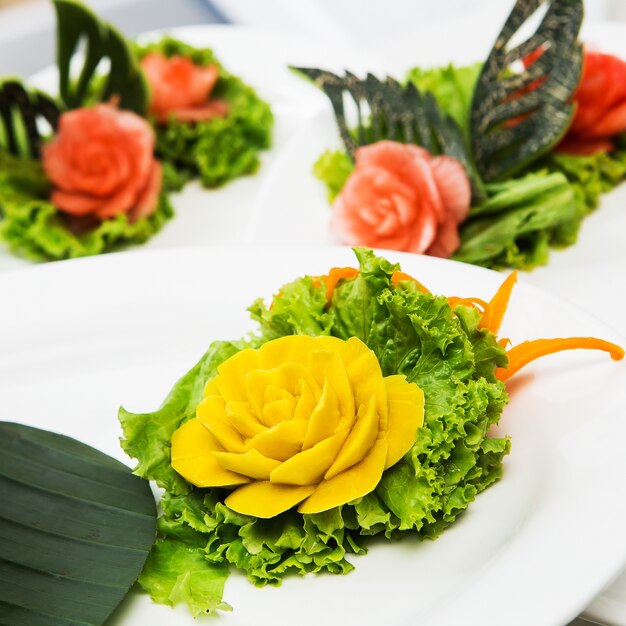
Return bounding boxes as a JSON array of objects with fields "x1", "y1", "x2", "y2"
[
  {"x1": 42, "y1": 103, "x2": 162, "y2": 222},
  {"x1": 332, "y1": 141, "x2": 471, "y2": 258},
  {"x1": 141, "y1": 52, "x2": 229, "y2": 122}
]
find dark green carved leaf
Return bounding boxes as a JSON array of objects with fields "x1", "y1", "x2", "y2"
[
  {"x1": 54, "y1": 0, "x2": 148, "y2": 114},
  {"x1": 470, "y1": 0, "x2": 583, "y2": 182},
  {"x1": 0, "y1": 80, "x2": 60, "y2": 158},
  {"x1": 292, "y1": 67, "x2": 483, "y2": 197},
  {"x1": 0, "y1": 421, "x2": 157, "y2": 625}
]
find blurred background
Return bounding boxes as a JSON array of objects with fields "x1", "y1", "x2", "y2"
[{"x1": 2, "y1": 0, "x2": 626, "y2": 76}]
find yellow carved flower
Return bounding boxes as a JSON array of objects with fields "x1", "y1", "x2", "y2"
[{"x1": 170, "y1": 335, "x2": 424, "y2": 518}]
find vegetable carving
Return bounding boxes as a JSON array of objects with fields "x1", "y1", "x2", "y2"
[
  {"x1": 54, "y1": 0, "x2": 149, "y2": 114},
  {"x1": 470, "y1": 0, "x2": 584, "y2": 181},
  {"x1": 0, "y1": 81, "x2": 60, "y2": 159},
  {"x1": 171, "y1": 335, "x2": 424, "y2": 518},
  {"x1": 120, "y1": 248, "x2": 623, "y2": 616}
]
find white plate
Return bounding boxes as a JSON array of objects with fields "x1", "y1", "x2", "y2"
[
  {"x1": 246, "y1": 20, "x2": 626, "y2": 343},
  {"x1": 241, "y1": 21, "x2": 626, "y2": 622},
  {"x1": 0, "y1": 246, "x2": 625, "y2": 626},
  {"x1": 0, "y1": 25, "x2": 382, "y2": 274}
]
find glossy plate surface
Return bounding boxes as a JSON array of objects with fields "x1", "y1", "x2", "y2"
[{"x1": 0, "y1": 246, "x2": 624, "y2": 626}]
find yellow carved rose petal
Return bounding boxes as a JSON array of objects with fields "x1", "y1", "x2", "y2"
[
  {"x1": 213, "y1": 449, "x2": 281, "y2": 480},
  {"x1": 246, "y1": 419, "x2": 308, "y2": 461},
  {"x1": 324, "y1": 394, "x2": 379, "y2": 480},
  {"x1": 298, "y1": 438, "x2": 389, "y2": 514},
  {"x1": 225, "y1": 401, "x2": 266, "y2": 438},
  {"x1": 302, "y1": 380, "x2": 341, "y2": 450},
  {"x1": 270, "y1": 429, "x2": 349, "y2": 485},
  {"x1": 292, "y1": 380, "x2": 318, "y2": 421},
  {"x1": 197, "y1": 395, "x2": 245, "y2": 453},
  {"x1": 225, "y1": 481, "x2": 316, "y2": 518},
  {"x1": 171, "y1": 418, "x2": 250, "y2": 487},
  {"x1": 214, "y1": 348, "x2": 258, "y2": 401},
  {"x1": 263, "y1": 385, "x2": 293, "y2": 404},
  {"x1": 306, "y1": 349, "x2": 354, "y2": 419},
  {"x1": 384, "y1": 375, "x2": 425, "y2": 468},
  {"x1": 262, "y1": 397, "x2": 296, "y2": 427},
  {"x1": 320, "y1": 336, "x2": 388, "y2": 423},
  {"x1": 246, "y1": 363, "x2": 318, "y2": 419},
  {"x1": 256, "y1": 335, "x2": 319, "y2": 368}
]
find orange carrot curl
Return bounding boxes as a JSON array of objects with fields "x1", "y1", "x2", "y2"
[
  {"x1": 498, "y1": 337, "x2": 512, "y2": 349},
  {"x1": 388, "y1": 269, "x2": 623, "y2": 383},
  {"x1": 479, "y1": 271, "x2": 517, "y2": 334},
  {"x1": 495, "y1": 338, "x2": 625, "y2": 381},
  {"x1": 390, "y1": 271, "x2": 430, "y2": 293},
  {"x1": 447, "y1": 296, "x2": 489, "y2": 312},
  {"x1": 322, "y1": 267, "x2": 359, "y2": 303},
  {"x1": 323, "y1": 268, "x2": 433, "y2": 305}
]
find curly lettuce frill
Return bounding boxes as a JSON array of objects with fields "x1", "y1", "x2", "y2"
[
  {"x1": 119, "y1": 248, "x2": 510, "y2": 616},
  {"x1": 135, "y1": 37, "x2": 273, "y2": 190},
  {"x1": 0, "y1": 152, "x2": 173, "y2": 261}
]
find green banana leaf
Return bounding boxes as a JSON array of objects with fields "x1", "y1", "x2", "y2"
[{"x1": 0, "y1": 422, "x2": 157, "y2": 625}]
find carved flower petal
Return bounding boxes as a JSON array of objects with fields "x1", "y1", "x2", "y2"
[
  {"x1": 292, "y1": 380, "x2": 318, "y2": 421},
  {"x1": 257, "y1": 335, "x2": 321, "y2": 368},
  {"x1": 264, "y1": 385, "x2": 294, "y2": 404},
  {"x1": 246, "y1": 419, "x2": 308, "y2": 461},
  {"x1": 327, "y1": 336, "x2": 388, "y2": 424},
  {"x1": 384, "y1": 375, "x2": 425, "y2": 469},
  {"x1": 325, "y1": 394, "x2": 379, "y2": 479},
  {"x1": 213, "y1": 449, "x2": 281, "y2": 480},
  {"x1": 225, "y1": 401, "x2": 267, "y2": 438},
  {"x1": 203, "y1": 376, "x2": 220, "y2": 396},
  {"x1": 246, "y1": 363, "x2": 318, "y2": 419},
  {"x1": 262, "y1": 397, "x2": 296, "y2": 427},
  {"x1": 306, "y1": 349, "x2": 355, "y2": 422},
  {"x1": 196, "y1": 395, "x2": 245, "y2": 453},
  {"x1": 225, "y1": 481, "x2": 316, "y2": 518},
  {"x1": 302, "y1": 380, "x2": 341, "y2": 450},
  {"x1": 298, "y1": 438, "x2": 388, "y2": 514},
  {"x1": 171, "y1": 418, "x2": 250, "y2": 487},
  {"x1": 270, "y1": 429, "x2": 349, "y2": 485},
  {"x1": 215, "y1": 348, "x2": 259, "y2": 401}
]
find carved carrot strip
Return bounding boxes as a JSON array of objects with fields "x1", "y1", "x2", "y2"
[
  {"x1": 323, "y1": 267, "x2": 359, "y2": 303},
  {"x1": 495, "y1": 338, "x2": 624, "y2": 381},
  {"x1": 390, "y1": 271, "x2": 430, "y2": 293},
  {"x1": 447, "y1": 296, "x2": 489, "y2": 312},
  {"x1": 479, "y1": 272, "x2": 518, "y2": 334}
]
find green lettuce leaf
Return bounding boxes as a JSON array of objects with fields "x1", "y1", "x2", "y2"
[
  {"x1": 138, "y1": 518, "x2": 232, "y2": 617},
  {"x1": 120, "y1": 248, "x2": 510, "y2": 615},
  {"x1": 454, "y1": 170, "x2": 579, "y2": 269},
  {"x1": 0, "y1": 151, "x2": 173, "y2": 261},
  {"x1": 406, "y1": 63, "x2": 481, "y2": 144},
  {"x1": 313, "y1": 150, "x2": 354, "y2": 202},
  {"x1": 135, "y1": 37, "x2": 273, "y2": 189},
  {"x1": 119, "y1": 341, "x2": 243, "y2": 494},
  {"x1": 455, "y1": 149, "x2": 626, "y2": 269},
  {"x1": 328, "y1": 249, "x2": 509, "y2": 533},
  {"x1": 248, "y1": 272, "x2": 332, "y2": 341},
  {"x1": 539, "y1": 148, "x2": 626, "y2": 214}
]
